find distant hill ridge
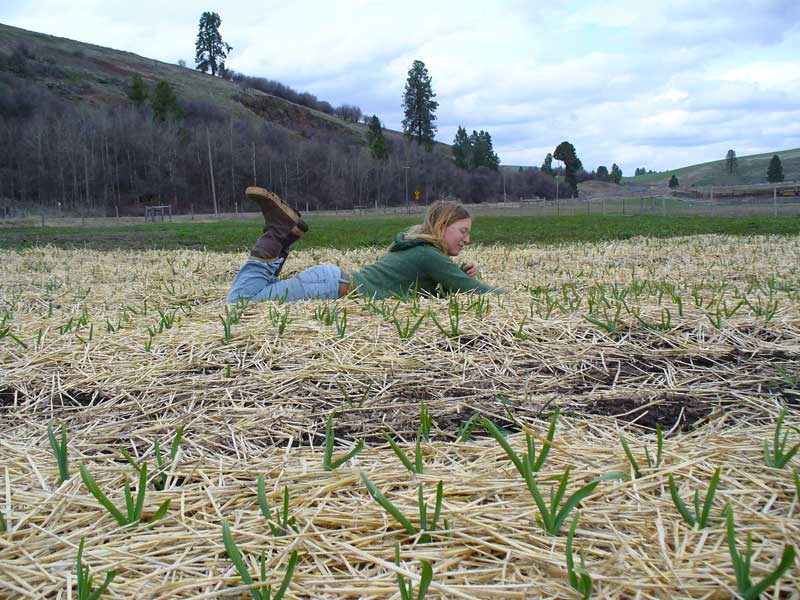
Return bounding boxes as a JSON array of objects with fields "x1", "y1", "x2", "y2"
[
  {"x1": 624, "y1": 148, "x2": 800, "y2": 187},
  {"x1": 0, "y1": 21, "x2": 368, "y2": 143}
]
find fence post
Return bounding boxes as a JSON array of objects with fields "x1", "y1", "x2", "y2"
[
  {"x1": 41, "y1": 211, "x2": 45, "y2": 228},
  {"x1": 661, "y1": 197, "x2": 666, "y2": 217}
]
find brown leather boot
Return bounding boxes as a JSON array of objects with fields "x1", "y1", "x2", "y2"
[
  {"x1": 247, "y1": 187, "x2": 308, "y2": 238},
  {"x1": 250, "y1": 228, "x2": 286, "y2": 262},
  {"x1": 246, "y1": 187, "x2": 308, "y2": 263}
]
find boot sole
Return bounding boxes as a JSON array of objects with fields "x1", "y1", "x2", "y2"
[{"x1": 246, "y1": 187, "x2": 308, "y2": 233}]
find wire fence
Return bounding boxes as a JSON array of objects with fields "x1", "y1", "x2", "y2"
[
  {"x1": 3, "y1": 193, "x2": 800, "y2": 227},
  {"x1": 489, "y1": 195, "x2": 800, "y2": 218}
]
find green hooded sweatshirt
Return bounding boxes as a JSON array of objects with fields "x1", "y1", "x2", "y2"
[{"x1": 350, "y1": 233, "x2": 502, "y2": 299}]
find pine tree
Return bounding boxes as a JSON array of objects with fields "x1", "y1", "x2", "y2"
[
  {"x1": 669, "y1": 174, "x2": 679, "y2": 188},
  {"x1": 151, "y1": 81, "x2": 182, "y2": 123},
  {"x1": 366, "y1": 115, "x2": 389, "y2": 161},
  {"x1": 128, "y1": 74, "x2": 148, "y2": 106},
  {"x1": 596, "y1": 165, "x2": 609, "y2": 181},
  {"x1": 767, "y1": 155, "x2": 784, "y2": 183},
  {"x1": 610, "y1": 163, "x2": 623, "y2": 184},
  {"x1": 725, "y1": 149, "x2": 737, "y2": 174},
  {"x1": 541, "y1": 153, "x2": 554, "y2": 175},
  {"x1": 553, "y1": 141, "x2": 583, "y2": 189},
  {"x1": 195, "y1": 11, "x2": 233, "y2": 77},
  {"x1": 470, "y1": 130, "x2": 499, "y2": 170},
  {"x1": 452, "y1": 126, "x2": 471, "y2": 169},
  {"x1": 452, "y1": 128, "x2": 499, "y2": 171},
  {"x1": 402, "y1": 60, "x2": 438, "y2": 151}
]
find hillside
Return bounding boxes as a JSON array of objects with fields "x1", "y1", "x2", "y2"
[
  {"x1": 0, "y1": 22, "x2": 459, "y2": 157},
  {"x1": 0, "y1": 22, "x2": 364, "y2": 142},
  {"x1": 4, "y1": 23, "x2": 545, "y2": 216},
  {"x1": 5, "y1": 21, "x2": 793, "y2": 212},
  {"x1": 623, "y1": 148, "x2": 800, "y2": 187}
]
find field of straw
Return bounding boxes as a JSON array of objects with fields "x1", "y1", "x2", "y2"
[{"x1": 1, "y1": 235, "x2": 799, "y2": 599}]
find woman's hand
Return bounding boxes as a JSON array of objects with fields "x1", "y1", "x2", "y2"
[{"x1": 461, "y1": 262, "x2": 479, "y2": 277}]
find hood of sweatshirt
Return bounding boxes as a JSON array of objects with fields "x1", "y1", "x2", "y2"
[{"x1": 387, "y1": 233, "x2": 436, "y2": 253}]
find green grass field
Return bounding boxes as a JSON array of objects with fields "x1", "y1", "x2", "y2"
[{"x1": 2, "y1": 214, "x2": 800, "y2": 252}]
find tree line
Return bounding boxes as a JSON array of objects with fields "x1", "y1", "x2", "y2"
[
  {"x1": 0, "y1": 14, "x2": 577, "y2": 216},
  {"x1": 205, "y1": 14, "x2": 576, "y2": 202},
  {"x1": 0, "y1": 72, "x2": 563, "y2": 215}
]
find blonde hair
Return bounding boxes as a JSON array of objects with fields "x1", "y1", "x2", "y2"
[{"x1": 405, "y1": 200, "x2": 472, "y2": 254}]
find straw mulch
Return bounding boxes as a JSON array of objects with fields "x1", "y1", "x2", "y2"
[{"x1": 1, "y1": 235, "x2": 799, "y2": 599}]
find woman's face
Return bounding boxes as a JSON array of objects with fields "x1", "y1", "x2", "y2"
[{"x1": 443, "y1": 218, "x2": 472, "y2": 256}]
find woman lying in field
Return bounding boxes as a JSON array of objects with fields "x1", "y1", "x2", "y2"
[{"x1": 226, "y1": 187, "x2": 504, "y2": 303}]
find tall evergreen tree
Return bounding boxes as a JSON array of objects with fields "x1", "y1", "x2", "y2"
[
  {"x1": 195, "y1": 11, "x2": 233, "y2": 77},
  {"x1": 151, "y1": 81, "x2": 183, "y2": 123},
  {"x1": 402, "y1": 60, "x2": 438, "y2": 151},
  {"x1": 553, "y1": 141, "x2": 583, "y2": 189},
  {"x1": 610, "y1": 163, "x2": 622, "y2": 184},
  {"x1": 669, "y1": 174, "x2": 679, "y2": 188},
  {"x1": 452, "y1": 126, "x2": 471, "y2": 169},
  {"x1": 127, "y1": 74, "x2": 148, "y2": 107},
  {"x1": 767, "y1": 155, "x2": 784, "y2": 183},
  {"x1": 725, "y1": 149, "x2": 737, "y2": 174},
  {"x1": 366, "y1": 115, "x2": 389, "y2": 160},
  {"x1": 596, "y1": 165, "x2": 609, "y2": 181},
  {"x1": 541, "y1": 153, "x2": 554, "y2": 175},
  {"x1": 452, "y1": 128, "x2": 499, "y2": 170},
  {"x1": 469, "y1": 130, "x2": 499, "y2": 170},
  {"x1": 484, "y1": 131, "x2": 499, "y2": 170}
]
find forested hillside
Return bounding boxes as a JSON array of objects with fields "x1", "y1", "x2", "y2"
[{"x1": 0, "y1": 23, "x2": 558, "y2": 216}]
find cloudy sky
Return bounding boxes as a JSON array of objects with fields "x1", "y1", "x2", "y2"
[{"x1": 2, "y1": 0, "x2": 799, "y2": 174}]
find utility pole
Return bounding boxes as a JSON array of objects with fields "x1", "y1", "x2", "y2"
[
  {"x1": 229, "y1": 119, "x2": 235, "y2": 214},
  {"x1": 207, "y1": 127, "x2": 218, "y2": 216},
  {"x1": 555, "y1": 174, "x2": 559, "y2": 204},
  {"x1": 403, "y1": 165, "x2": 410, "y2": 213},
  {"x1": 774, "y1": 187, "x2": 777, "y2": 217},
  {"x1": 83, "y1": 147, "x2": 89, "y2": 226},
  {"x1": 251, "y1": 142, "x2": 256, "y2": 185}
]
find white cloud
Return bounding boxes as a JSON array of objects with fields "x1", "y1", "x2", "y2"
[{"x1": 720, "y1": 60, "x2": 800, "y2": 87}]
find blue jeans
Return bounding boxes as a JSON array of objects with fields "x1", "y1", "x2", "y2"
[{"x1": 227, "y1": 259, "x2": 343, "y2": 303}]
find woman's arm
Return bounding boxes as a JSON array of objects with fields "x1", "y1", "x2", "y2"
[
  {"x1": 422, "y1": 248, "x2": 503, "y2": 294},
  {"x1": 460, "y1": 262, "x2": 479, "y2": 277}
]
